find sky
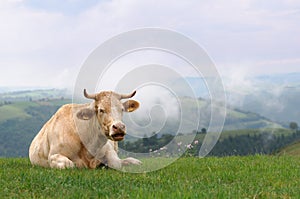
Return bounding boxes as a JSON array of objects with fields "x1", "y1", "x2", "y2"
[{"x1": 0, "y1": 0, "x2": 300, "y2": 88}]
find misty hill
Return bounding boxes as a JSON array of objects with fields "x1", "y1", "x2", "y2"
[
  {"x1": 241, "y1": 86, "x2": 300, "y2": 125},
  {"x1": 185, "y1": 72, "x2": 300, "y2": 126},
  {"x1": 124, "y1": 96, "x2": 283, "y2": 139}
]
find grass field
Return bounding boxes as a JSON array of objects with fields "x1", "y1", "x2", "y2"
[{"x1": 1, "y1": 156, "x2": 300, "y2": 198}]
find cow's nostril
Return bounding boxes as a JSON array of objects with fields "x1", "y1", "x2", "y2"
[
  {"x1": 112, "y1": 123, "x2": 126, "y2": 133},
  {"x1": 112, "y1": 125, "x2": 118, "y2": 130}
]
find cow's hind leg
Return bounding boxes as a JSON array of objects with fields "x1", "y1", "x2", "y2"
[{"x1": 49, "y1": 154, "x2": 75, "y2": 169}]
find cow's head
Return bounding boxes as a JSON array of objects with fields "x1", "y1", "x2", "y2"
[{"x1": 77, "y1": 89, "x2": 139, "y2": 141}]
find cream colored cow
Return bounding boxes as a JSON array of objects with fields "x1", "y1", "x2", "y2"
[{"x1": 29, "y1": 89, "x2": 141, "y2": 169}]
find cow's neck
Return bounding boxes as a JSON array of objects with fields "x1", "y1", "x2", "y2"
[{"x1": 86, "y1": 116, "x2": 108, "y2": 156}]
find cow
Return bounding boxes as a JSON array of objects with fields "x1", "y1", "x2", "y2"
[{"x1": 29, "y1": 89, "x2": 141, "y2": 169}]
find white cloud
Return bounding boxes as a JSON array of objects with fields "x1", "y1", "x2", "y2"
[{"x1": 0, "y1": 0, "x2": 299, "y2": 88}]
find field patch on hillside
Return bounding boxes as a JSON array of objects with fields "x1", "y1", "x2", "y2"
[{"x1": 279, "y1": 141, "x2": 300, "y2": 157}]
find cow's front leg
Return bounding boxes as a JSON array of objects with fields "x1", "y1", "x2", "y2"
[
  {"x1": 49, "y1": 154, "x2": 75, "y2": 169},
  {"x1": 105, "y1": 150, "x2": 122, "y2": 169},
  {"x1": 105, "y1": 149, "x2": 142, "y2": 169},
  {"x1": 121, "y1": 157, "x2": 142, "y2": 166}
]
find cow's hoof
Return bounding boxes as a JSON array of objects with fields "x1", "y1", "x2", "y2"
[{"x1": 122, "y1": 157, "x2": 142, "y2": 166}]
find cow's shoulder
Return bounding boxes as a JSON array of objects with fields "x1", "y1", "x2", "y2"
[
  {"x1": 45, "y1": 103, "x2": 92, "y2": 134},
  {"x1": 54, "y1": 103, "x2": 91, "y2": 117}
]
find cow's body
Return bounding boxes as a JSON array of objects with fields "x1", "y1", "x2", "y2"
[{"x1": 29, "y1": 90, "x2": 141, "y2": 169}]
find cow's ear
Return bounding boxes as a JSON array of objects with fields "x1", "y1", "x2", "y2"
[
  {"x1": 76, "y1": 108, "x2": 95, "y2": 120},
  {"x1": 123, "y1": 100, "x2": 139, "y2": 112}
]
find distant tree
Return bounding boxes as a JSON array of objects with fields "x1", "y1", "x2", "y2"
[
  {"x1": 289, "y1": 122, "x2": 298, "y2": 131},
  {"x1": 195, "y1": 128, "x2": 207, "y2": 134},
  {"x1": 4, "y1": 101, "x2": 12, "y2": 105},
  {"x1": 142, "y1": 134, "x2": 150, "y2": 146}
]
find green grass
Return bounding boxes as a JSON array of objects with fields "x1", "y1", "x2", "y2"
[{"x1": 1, "y1": 156, "x2": 300, "y2": 198}]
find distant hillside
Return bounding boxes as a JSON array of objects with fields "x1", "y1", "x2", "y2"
[
  {"x1": 226, "y1": 73, "x2": 300, "y2": 125},
  {"x1": 186, "y1": 73, "x2": 300, "y2": 125},
  {"x1": 0, "y1": 88, "x2": 71, "y2": 102},
  {"x1": 0, "y1": 89, "x2": 288, "y2": 157},
  {"x1": 240, "y1": 86, "x2": 300, "y2": 126},
  {"x1": 120, "y1": 128, "x2": 297, "y2": 157},
  {"x1": 0, "y1": 99, "x2": 71, "y2": 157},
  {"x1": 125, "y1": 96, "x2": 284, "y2": 138},
  {"x1": 278, "y1": 140, "x2": 300, "y2": 157},
  {"x1": 0, "y1": 99, "x2": 71, "y2": 122}
]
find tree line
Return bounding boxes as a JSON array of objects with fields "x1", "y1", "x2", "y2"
[
  {"x1": 198, "y1": 130, "x2": 300, "y2": 156},
  {"x1": 119, "y1": 128, "x2": 300, "y2": 157}
]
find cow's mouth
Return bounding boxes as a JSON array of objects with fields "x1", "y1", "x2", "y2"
[{"x1": 112, "y1": 132, "x2": 125, "y2": 141}]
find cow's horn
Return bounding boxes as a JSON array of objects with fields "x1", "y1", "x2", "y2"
[
  {"x1": 119, "y1": 90, "x2": 136, "y2": 99},
  {"x1": 83, "y1": 89, "x2": 96, "y2": 100}
]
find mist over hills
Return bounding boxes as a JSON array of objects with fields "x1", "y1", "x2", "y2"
[
  {"x1": 185, "y1": 72, "x2": 300, "y2": 125},
  {"x1": 124, "y1": 96, "x2": 283, "y2": 138},
  {"x1": 226, "y1": 73, "x2": 300, "y2": 125},
  {"x1": 1, "y1": 72, "x2": 298, "y2": 127}
]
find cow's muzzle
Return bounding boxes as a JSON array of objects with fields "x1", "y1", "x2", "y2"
[{"x1": 111, "y1": 122, "x2": 126, "y2": 141}]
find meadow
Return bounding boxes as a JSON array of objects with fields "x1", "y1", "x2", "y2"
[{"x1": 1, "y1": 156, "x2": 300, "y2": 198}]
